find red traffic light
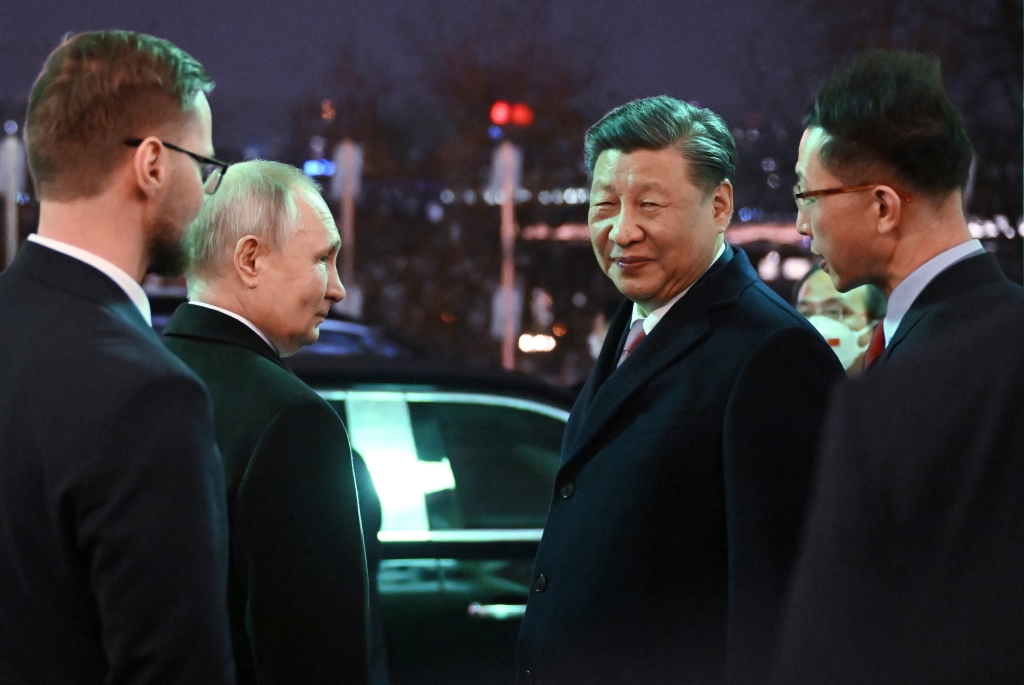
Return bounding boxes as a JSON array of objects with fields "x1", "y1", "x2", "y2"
[
  {"x1": 490, "y1": 101, "x2": 533, "y2": 127},
  {"x1": 511, "y1": 103, "x2": 534, "y2": 126},
  {"x1": 490, "y1": 101, "x2": 511, "y2": 126}
]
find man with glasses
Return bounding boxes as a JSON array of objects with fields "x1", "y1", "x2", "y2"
[
  {"x1": 774, "y1": 51, "x2": 1024, "y2": 683},
  {"x1": 794, "y1": 266, "x2": 885, "y2": 375},
  {"x1": 0, "y1": 31, "x2": 234, "y2": 685}
]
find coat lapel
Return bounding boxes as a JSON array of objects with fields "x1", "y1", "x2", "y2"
[
  {"x1": 884, "y1": 253, "x2": 1004, "y2": 360},
  {"x1": 163, "y1": 303, "x2": 290, "y2": 370},
  {"x1": 561, "y1": 246, "x2": 754, "y2": 469}
]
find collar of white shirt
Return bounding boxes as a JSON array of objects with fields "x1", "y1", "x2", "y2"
[
  {"x1": 883, "y1": 239, "x2": 985, "y2": 345},
  {"x1": 27, "y1": 234, "x2": 152, "y2": 326},
  {"x1": 629, "y1": 242, "x2": 727, "y2": 335},
  {"x1": 187, "y1": 301, "x2": 279, "y2": 355}
]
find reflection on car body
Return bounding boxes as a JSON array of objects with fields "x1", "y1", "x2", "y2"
[{"x1": 306, "y1": 377, "x2": 570, "y2": 685}]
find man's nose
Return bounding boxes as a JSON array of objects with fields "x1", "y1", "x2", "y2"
[
  {"x1": 326, "y1": 260, "x2": 346, "y2": 303},
  {"x1": 795, "y1": 205, "x2": 811, "y2": 236},
  {"x1": 609, "y1": 206, "x2": 642, "y2": 245}
]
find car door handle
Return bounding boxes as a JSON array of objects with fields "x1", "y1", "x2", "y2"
[{"x1": 467, "y1": 602, "x2": 527, "y2": 620}]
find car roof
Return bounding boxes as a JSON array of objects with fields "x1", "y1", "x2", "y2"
[{"x1": 288, "y1": 355, "x2": 577, "y2": 410}]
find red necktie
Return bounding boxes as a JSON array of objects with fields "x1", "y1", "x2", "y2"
[
  {"x1": 862, "y1": 322, "x2": 886, "y2": 370},
  {"x1": 617, "y1": 320, "x2": 647, "y2": 367}
]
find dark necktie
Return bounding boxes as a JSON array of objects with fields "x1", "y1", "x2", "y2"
[
  {"x1": 617, "y1": 320, "x2": 647, "y2": 368},
  {"x1": 862, "y1": 322, "x2": 886, "y2": 370}
]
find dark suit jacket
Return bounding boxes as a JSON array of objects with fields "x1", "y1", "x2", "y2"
[
  {"x1": 773, "y1": 253, "x2": 1024, "y2": 684},
  {"x1": 880, "y1": 252, "x2": 1009, "y2": 365},
  {"x1": 516, "y1": 246, "x2": 844, "y2": 685},
  {"x1": 0, "y1": 242, "x2": 234, "y2": 685},
  {"x1": 164, "y1": 303, "x2": 370, "y2": 685}
]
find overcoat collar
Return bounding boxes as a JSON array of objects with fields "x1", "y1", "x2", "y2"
[
  {"x1": 164, "y1": 302, "x2": 289, "y2": 371},
  {"x1": 884, "y1": 252, "x2": 1005, "y2": 360},
  {"x1": 9, "y1": 240, "x2": 154, "y2": 337},
  {"x1": 561, "y1": 245, "x2": 755, "y2": 469}
]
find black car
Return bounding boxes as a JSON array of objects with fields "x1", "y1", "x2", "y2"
[
  {"x1": 290, "y1": 355, "x2": 573, "y2": 685},
  {"x1": 150, "y1": 296, "x2": 572, "y2": 684}
]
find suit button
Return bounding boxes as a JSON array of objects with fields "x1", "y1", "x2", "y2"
[
  {"x1": 559, "y1": 481, "x2": 575, "y2": 499},
  {"x1": 534, "y1": 574, "x2": 548, "y2": 593},
  {"x1": 523, "y1": 670, "x2": 535, "y2": 685}
]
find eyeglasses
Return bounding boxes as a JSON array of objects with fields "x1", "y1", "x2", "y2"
[
  {"x1": 124, "y1": 138, "x2": 229, "y2": 194},
  {"x1": 793, "y1": 183, "x2": 913, "y2": 208},
  {"x1": 797, "y1": 301, "x2": 853, "y2": 322}
]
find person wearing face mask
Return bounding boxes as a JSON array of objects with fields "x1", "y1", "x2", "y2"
[{"x1": 794, "y1": 266, "x2": 886, "y2": 375}]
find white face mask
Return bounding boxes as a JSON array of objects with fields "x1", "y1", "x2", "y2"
[{"x1": 808, "y1": 315, "x2": 872, "y2": 370}]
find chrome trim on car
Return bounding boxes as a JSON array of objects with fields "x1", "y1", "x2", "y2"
[{"x1": 378, "y1": 529, "x2": 544, "y2": 543}]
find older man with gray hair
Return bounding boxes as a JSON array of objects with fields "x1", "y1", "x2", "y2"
[
  {"x1": 515, "y1": 96, "x2": 843, "y2": 685},
  {"x1": 163, "y1": 160, "x2": 370, "y2": 685}
]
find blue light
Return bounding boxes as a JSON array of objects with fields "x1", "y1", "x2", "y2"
[
  {"x1": 303, "y1": 159, "x2": 336, "y2": 177},
  {"x1": 739, "y1": 207, "x2": 753, "y2": 222},
  {"x1": 488, "y1": 125, "x2": 503, "y2": 140}
]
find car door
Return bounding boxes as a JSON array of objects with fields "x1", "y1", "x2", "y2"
[{"x1": 320, "y1": 388, "x2": 568, "y2": 685}]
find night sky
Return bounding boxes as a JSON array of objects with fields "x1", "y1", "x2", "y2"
[{"x1": 1, "y1": 0, "x2": 766, "y2": 153}]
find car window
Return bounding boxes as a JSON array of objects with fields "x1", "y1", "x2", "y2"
[
  {"x1": 408, "y1": 400, "x2": 564, "y2": 530},
  {"x1": 321, "y1": 391, "x2": 567, "y2": 536}
]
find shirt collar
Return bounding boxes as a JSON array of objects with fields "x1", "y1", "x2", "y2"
[
  {"x1": 187, "y1": 301, "x2": 279, "y2": 354},
  {"x1": 883, "y1": 238, "x2": 984, "y2": 344},
  {"x1": 630, "y1": 241, "x2": 726, "y2": 335},
  {"x1": 27, "y1": 234, "x2": 151, "y2": 325}
]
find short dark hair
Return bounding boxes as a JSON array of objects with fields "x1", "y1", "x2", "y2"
[
  {"x1": 805, "y1": 51, "x2": 972, "y2": 197},
  {"x1": 25, "y1": 31, "x2": 213, "y2": 200},
  {"x1": 584, "y1": 95, "x2": 736, "y2": 197}
]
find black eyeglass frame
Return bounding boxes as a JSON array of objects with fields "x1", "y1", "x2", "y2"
[
  {"x1": 793, "y1": 183, "x2": 913, "y2": 206},
  {"x1": 124, "y1": 138, "x2": 229, "y2": 194}
]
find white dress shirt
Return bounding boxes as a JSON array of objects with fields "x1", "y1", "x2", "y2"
[
  {"x1": 187, "y1": 301, "x2": 278, "y2": 354},
  {"x1": 27, "y1": 234, "x2": 152, "y2": 325},
  {"x1": 629, "y1": 242, "x2": 727, "y2": 335},
  {"x1": 883, "y1": 239, "x2": 984, "y2": 345}
]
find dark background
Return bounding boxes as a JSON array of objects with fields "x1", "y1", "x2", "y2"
[{"x1": 2, "y1": 0, "x2": 1020, "y2": 382}]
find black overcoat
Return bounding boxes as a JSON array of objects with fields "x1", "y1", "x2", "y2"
[
  {"x1": 516, "y1": 246, "x2": 844, "y2": 684},
  {"x1": 164, "y1": 303, "x2": 370, "y2": 685},
  {"x1": 773, "y1": 252, "x2": 1024, "y2": 684},
  {"x1": 0, "y1": 242, "x2": 234, "y2": 685}
]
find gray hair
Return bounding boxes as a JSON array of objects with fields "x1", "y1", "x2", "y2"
[
  {"x1": 584, "y1": 95, "x2": 736, "y2": 198},
  {"x1": 185, "y1": 160, "x2": 334, "y2": 292}
]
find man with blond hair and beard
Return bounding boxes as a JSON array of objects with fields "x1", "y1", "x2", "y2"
[
  {"x1": 164, "y1": 160, "x2": 371, "y2": 685},
  {"x1": 0, "y1": 31, "x2": 234, "y2": 685}
]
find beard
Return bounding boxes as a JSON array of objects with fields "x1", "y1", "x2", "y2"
[
  {"x1": 144, "y1": 181, "x2": 198, "y2": 277},
  {"x1": 145, "y1": 223, "x2": 187, "y2": 277}
]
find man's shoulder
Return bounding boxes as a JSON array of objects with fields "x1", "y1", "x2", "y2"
[
  {"x1": 168, "y1": 334, "x2": 335, "y2": 428},
  {"x1": 716, "y1": 276, "x2": 816, "y2": 338}
]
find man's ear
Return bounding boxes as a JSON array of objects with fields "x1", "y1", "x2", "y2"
[
  {"x1": 874, "y1": 185, "x2": 903, "y2": 236},
  {"x1": 711, "y1": 180, "x2": 734, "y2": 233},
  {"x1": 233, "y1": 235, "x2": 266, "y2": 288},
  {"x1": 131, "y1": 137, "x2": 168, "y2": 198}
]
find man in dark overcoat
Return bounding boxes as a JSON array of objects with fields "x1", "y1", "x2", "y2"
[
  {"x1": 0, "y1": 31, "x2": 234, "y2": 685},
  {"x1": 515, "y1": 96, "x2": 844, "y2": 685},
  {"x1": 774, "y1": 51, "x2": 1024, "y2": 684},
  {"x1": 163, "y1": 160, "x2": 370, "y2": 685}
]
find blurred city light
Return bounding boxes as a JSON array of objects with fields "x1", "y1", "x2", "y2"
[
  {"x1": 303, "y1": 159, "x2": 336, "y2": 177},
  {"x1": 490, "y1": 101, "x2": 511, "y2": 125},
  {"x1": 510, "y1": 103, "x2": 534, "y2": 126},
  {"x1": 440, "y1": 189, "x2": 455, "y2": 204},
  {"x1": 3, "y1": 121, "x2": 17, "y2": 135},
  {"x1": 488, "y1": 125, "x2": 503, "y2": 140},
  {"x1": 761, "y1": 157, "x2": 777, "y2": 172},
  {"x1": 519, "y1": 333, "x2": 557, "y2": 353},
  {"x1": 321, "y1": 99, "x2": 336, "y2": 121},
  {"x1": 782, "y1": 257, "x2": 813, "y2": 281},
  {"x1": 758, "y1": 251, "x2": 781, "y2": 281}
]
